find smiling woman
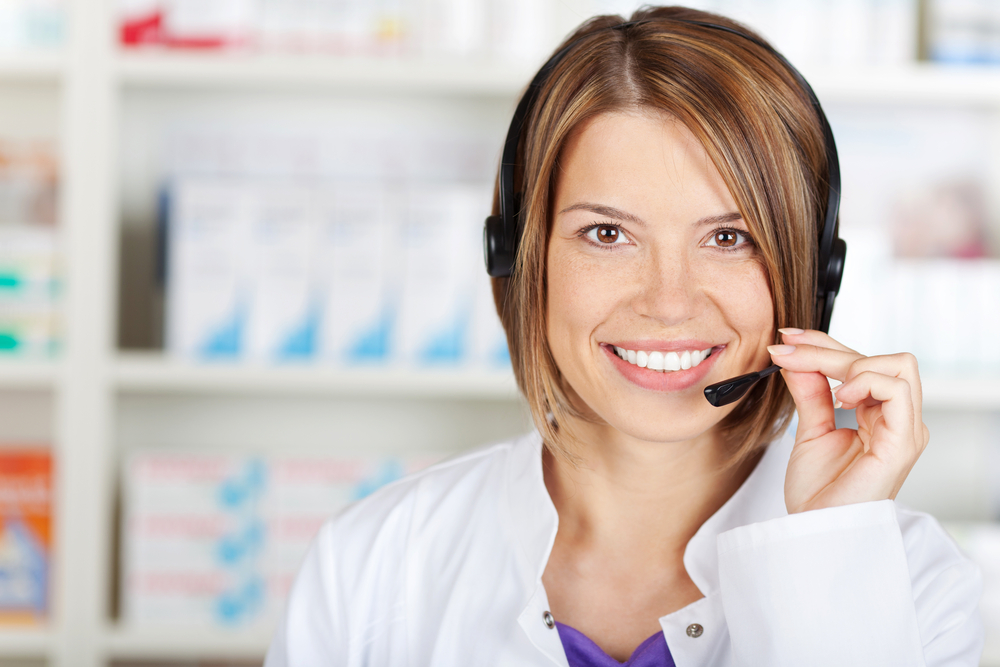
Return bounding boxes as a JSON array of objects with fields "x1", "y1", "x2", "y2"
[
  {"x1": 264, "y1": 7, "x2": 982, "y2": 667},
  {"x1": 491, "y1": 14, "x2": 824, "y2": 468}
]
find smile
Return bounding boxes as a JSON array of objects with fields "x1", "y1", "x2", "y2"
[{"x1": 612, "y1": 346, "x2": 714, "y2": 372}]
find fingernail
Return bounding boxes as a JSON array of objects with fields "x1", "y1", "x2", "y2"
[
  {"x1": 778, "y1": 327, "x2": 805, "y2": 335},
  {"x1": 834, "y1": 400, "x2": 843, "y2": 409},
  {"x1": 767, "y1": 344, "x2": 796, "y2": 356}
]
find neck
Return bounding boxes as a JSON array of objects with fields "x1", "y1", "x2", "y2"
[{"x1": 543, "y1": 419, "x2": 759, "y2": 565}]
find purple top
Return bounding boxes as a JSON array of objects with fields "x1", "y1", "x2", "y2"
[{"x1": 555, "y1": 622, "x2": 676, "y2": 667}]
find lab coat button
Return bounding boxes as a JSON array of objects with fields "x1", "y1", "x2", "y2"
[
  {"x1": 686, "y1": 623, "x2": 703, "y2": 638},
  {"x1": 543, "y1": 611, "x2": 555, "y2": 629}
]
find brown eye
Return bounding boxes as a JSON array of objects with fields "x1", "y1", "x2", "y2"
[
  {"x1": 596, "y1": 225, "x2": 619, "y2": 244},
  {"x1": 714, "y1": 230, "x2": 738, "y2": 247}
]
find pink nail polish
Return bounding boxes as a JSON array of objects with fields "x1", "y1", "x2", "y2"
[
  {"x1": 767, "y1": 344, "x2": 796, "y2": 356},
  {"x1": 778, "y1": 327, "x2": 805, "y2": 335}
]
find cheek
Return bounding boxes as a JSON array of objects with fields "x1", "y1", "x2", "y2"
[
  {"x1": 545, "y1": 243, "x2": 620, "y2": 357},
  {"x1": 718, "y1": 261, "x2": 774, "y2": 334}
]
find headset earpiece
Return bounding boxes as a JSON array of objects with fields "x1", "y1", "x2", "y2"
[
  {"x1": 484, "y1": 214, "x2": 515, "y2": 278},
  {"x1": 817, "y1": 236, "x2": 847, "y2": 333}
]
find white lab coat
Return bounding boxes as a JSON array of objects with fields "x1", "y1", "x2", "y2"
[{"x1": 265, "y1": 421, "x2": 984, "y2": 666}]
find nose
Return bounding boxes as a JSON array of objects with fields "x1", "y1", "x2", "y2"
[{"x1": 630, "y1": 247, "x2": 702, "y2": 327}]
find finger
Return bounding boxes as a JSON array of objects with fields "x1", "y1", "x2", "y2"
[
  {"x1": 834, "y1": 371, "x2": 916, "y2": 457},
  {"x1": 767, "y1": 344, "x2": 866, "y2": 383},
  {"x1": 842, "y1": 353, "x2": 923, "y2": 436},
  {"x1": 781, "y1": 366, "x2": 837, "y2": 444},
  {"x1": 777, "y1": 328, "x2": 858, "y2": 354}
]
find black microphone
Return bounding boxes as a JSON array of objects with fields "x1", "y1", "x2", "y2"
[{"x1": 704, "y1": 364, "x2": 781, "y2": 407}]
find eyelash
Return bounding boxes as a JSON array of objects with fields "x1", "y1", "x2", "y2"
[
  {"x1": 577, "y1": 222, "x2": 630, "y2": 249},
  {"x1": 706, "y1": 224, "x2": 755, "y2": 253},
  {"x1": 576, "y1": 222, "x2": 756, "y2": 252}
]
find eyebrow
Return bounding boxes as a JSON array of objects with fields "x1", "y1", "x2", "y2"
[{"x1": 558, "y1": 202, "x2": 744, "y2": 227}]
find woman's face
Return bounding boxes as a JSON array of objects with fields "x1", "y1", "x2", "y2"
[{"x1": 547, "y1": 110, "x2": 774, "y2": 444}]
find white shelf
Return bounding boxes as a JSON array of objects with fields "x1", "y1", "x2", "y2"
[
  {"x1": 114, "y1": 352, "x2": 520, "y2": 399},
  {"x1": 0, "y1": 627, "x2": 52, "y2": 658},
  {"x1": 103, "y1": 626, "x2": 269, "y2": 660},
  {"x1": 0, "y1": 358, "x2": 59, "y2": 390},
  {"x1": 114, "y1": 52, "x2": 1000, "y2": 105},
  {"x1": 0, "y1": 51, "x2": 63, "y2": 81},
  {"x1": 117, "y1": 51, "x2": 535, "y2": 95}
]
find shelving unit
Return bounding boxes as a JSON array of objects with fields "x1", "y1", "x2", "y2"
[
  {"x1": 0, "y1": 628, "x2": 52, "y2": 661},
  {"x1": 103, "y1": 626, "x2": 270, "y2": 662},
  {"x1": 117, "y1": 51, "x2": 536, "y2": 94},
  {"x1": 114, "y1": 352, "x2": 519, "y2": 399},
  {"x1": 0, "y1": 51, "x2": 64, "y2": 81},
  {"x1": 0, "y1": 359, "x2": 59, "y2": 390},
  {"x1": 1, "y1": 1, "x2": 999, "y2": 666}
]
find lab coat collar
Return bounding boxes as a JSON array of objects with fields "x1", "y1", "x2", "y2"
[{"x1": 506, "y1": 418, "x2": 796, "y2": 596}]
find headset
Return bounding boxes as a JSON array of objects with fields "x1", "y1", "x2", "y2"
[{"x1": 483, "y1": 17, "x2": 847, "y2": 408}]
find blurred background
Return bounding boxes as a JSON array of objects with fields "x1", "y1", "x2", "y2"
[{"x1": 0, "y1": 0, "x2": 999, "y2": 665}]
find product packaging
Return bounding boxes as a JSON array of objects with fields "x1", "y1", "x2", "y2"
[
  {"x1": 123, "y1": 450, "x2": 444, "y2": 627},
  {"x1": 123, "y1": 454, "x2": 270, "y2": 626},
  {"x1": 0, "y1": 226, "x2": 60, "y2": 357},
  {"x1": 165, "y1": 177, "x2": 253, "y2": 359},
  {"x1": 316, "y1": 182, "x2": 396, "y2": 365},
  {"x1": 245, "y1": 181, "x2": 320, "y2": 362},
  {"x1": 0, "y1": 448, "x2": 52, "y2": 624},
  {"x1": 394, "y1": 185, "x2": 484, "y2": 367}
]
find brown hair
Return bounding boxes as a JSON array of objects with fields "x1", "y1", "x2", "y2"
[{"x1": 491, "y1": 6, "x2": 830, "y2": 463}]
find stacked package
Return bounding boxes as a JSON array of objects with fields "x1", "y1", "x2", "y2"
[
  {"x1": 0, "y1": 448, "x2": 52, "y2": 625},
  {"x1": 118, "y1": 0, "x2": 553, "y2": 62},
  {"x1": 0, "y1": 141, "x2": 61, "y2": 358},
  {"x1": 162, "y1": 124, "x2": 509, "y2": 369},
  {"x1": 122, "y1": 450, "x2": 441, "y2": 627}
]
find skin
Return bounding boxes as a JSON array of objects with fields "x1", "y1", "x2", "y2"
[{"x1": 540, "y1": 110, "x2": 929, "y2": 660}]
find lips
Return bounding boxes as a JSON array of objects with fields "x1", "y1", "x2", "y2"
[
  {"x1": 601, "y1": 341, "x2": 721, "y2": 392},
  {"x1": 612, "y1": 345, "x2": 713, "y2": 372}
]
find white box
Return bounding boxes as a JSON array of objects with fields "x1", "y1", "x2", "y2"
[
  {"x1": 123, "y1": 453, "x2": 271, "y2": 627},
  {"x1": 165, "y1": 178, "x2": 253, "y2": 359},
  {"x1": 316, "y1": 181, "x2": 396, "y2": 365},
  {"x1": 394, "y1": 185, "x2": 485, "y2": 366},
  {"x1": 244, "y1": 181, "x2": 319, "y2": 362}
]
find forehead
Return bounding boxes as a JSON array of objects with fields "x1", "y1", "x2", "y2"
[{"x1": 554, "y1": 110, "x2": 735, "y2": 218}]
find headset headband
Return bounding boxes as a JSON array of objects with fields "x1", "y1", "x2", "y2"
[{"x1": 484, "y1": 16, "x2": 847, "y2": 333}]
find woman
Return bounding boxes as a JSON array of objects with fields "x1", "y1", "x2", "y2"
[{"x1": 266, "y1": 7, "x2": 982, "y2": 666}]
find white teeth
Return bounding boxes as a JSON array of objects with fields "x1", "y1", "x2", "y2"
[
  {"x1": 665, "y1": 351, "x2": 680, "y2": 371},
  {"x1": 647, "y1": 351, "x2": 664, "y2": 371},
  {"x1": 613, "y1": 346, "x2": 715, "y2": 373}
]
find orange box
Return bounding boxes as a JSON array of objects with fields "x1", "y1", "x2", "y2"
[{"x1": 0, "y1": 448, "x2": 52, "y2": 624}]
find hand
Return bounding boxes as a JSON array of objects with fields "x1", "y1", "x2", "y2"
[{"x1": 767, "y1": 329, "x2": 929, "y2": 515}]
